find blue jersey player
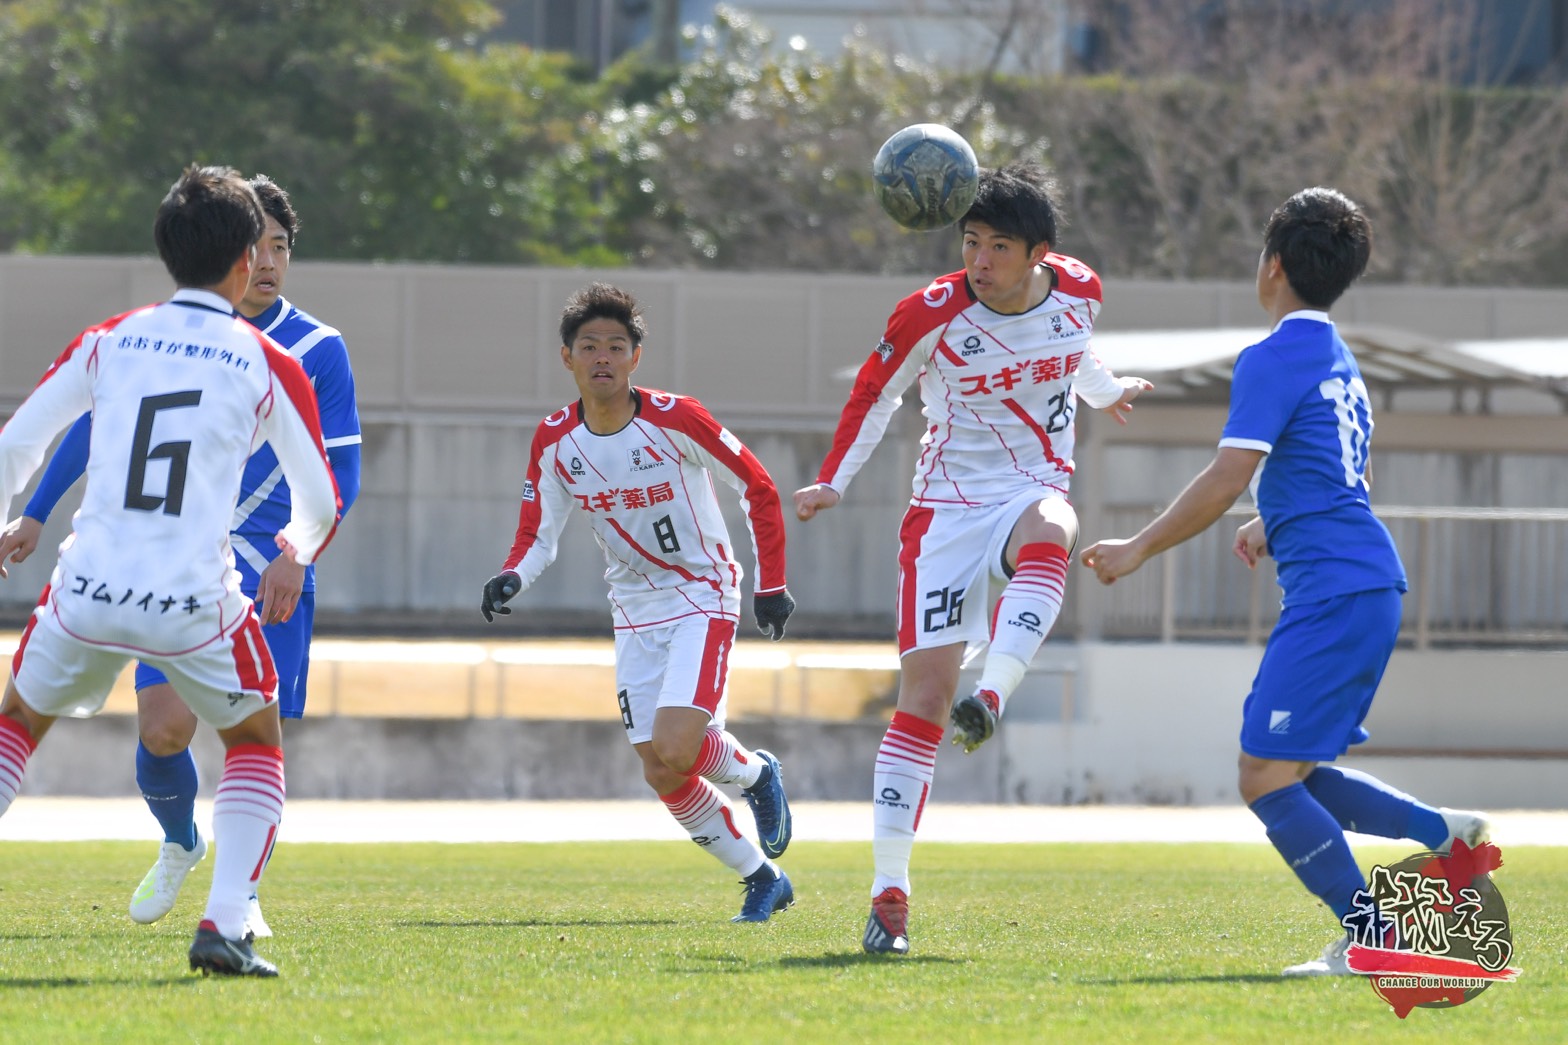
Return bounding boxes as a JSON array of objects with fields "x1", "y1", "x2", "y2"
[
  {"x1": 1078, "y1": 188, "x2": 1489, "y2": 977},
  {"x1": 0, "y1": 175, "x2": 361, "y2": 938}
]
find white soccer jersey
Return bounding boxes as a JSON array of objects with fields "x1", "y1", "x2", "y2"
[
  {"x1": 500, "y1": 389, "x2": 789, "y2": 631},
  {"x1": 817, "y1": 254, "x2": 1123, "y2": 508},
  {"x1": 0, "y1": 289, "x2": 340, "y2": 657}
]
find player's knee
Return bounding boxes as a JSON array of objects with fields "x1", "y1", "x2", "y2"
[
  {"x1": 650, "y1": 734, "x2": 698, "y2": 775},
  {"x1": 643, "y1": 761, "x2": 687, "y2": 794},
  {"x1": 138, "y1": 706, "x2": 197, "y2": 756}
]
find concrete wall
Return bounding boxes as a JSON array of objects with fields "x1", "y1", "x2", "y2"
[{"x1": 20, "y1": 644, "x2": 1564, "y2": 809}]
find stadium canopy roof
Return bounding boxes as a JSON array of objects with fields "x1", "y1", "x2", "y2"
[{"x1": 1090, "y1": 328, "x2": 1568, "y2": 409}]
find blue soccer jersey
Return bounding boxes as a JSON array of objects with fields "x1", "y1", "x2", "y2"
[
  {"x1": 1219, "y1": 311, "x2": 1405, "y2": 606},
  {"x1": 229, "y1": 296, "x2": 361, "y2": 591}
]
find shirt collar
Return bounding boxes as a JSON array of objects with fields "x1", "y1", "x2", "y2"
[
  {"x1": 1272, "y1": 309, "x2": 1331, "y2": 332},
  {"x1": 169, "y1": 287, "x2": 238, "y2": 315}
]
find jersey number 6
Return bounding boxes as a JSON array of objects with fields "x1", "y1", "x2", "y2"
[{"x1": 125, "y1": 390, "x2": 203, "y2": 516}]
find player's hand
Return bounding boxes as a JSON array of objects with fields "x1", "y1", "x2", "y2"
[
  {"x1": 481, "y1": 572, "x2": 521, "y2": 623},
  {"x1": 793, "y1": 484, "x2": 840, "y2": 521},
  {"x1": 1102, "y1": 377, "x2": 1154, "y2": 425},
  {"x1": 256, "y1": 554, "x2": 306, "y2": 625},
  {"x1": 753, "y1": 588, "x2": 796, "y2": 641},
  {"x1": 1232, "y1": 516, "x2": 1268, "y2": 568},
  {"x1": 1079, "y1": 537, "x2": 1148, "y2": 585},
  {"x1": 0, "y1": 516, "x2": 44, "y2": 580}
]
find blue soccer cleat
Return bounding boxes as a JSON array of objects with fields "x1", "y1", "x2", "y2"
[
  {"x1": 742, "y1": 749, "x2": 793, "y2": 859},
  {"x1": 732, "y1": 862, "x2": 795, "y2": 923}
]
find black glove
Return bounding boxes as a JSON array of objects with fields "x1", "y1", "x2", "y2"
[
  {"x1": 753, "y1": 588, "x2": 796, "y2": 641},
  {"x1": 481, "y1": 573, "x2": 521, "y2": 623}
]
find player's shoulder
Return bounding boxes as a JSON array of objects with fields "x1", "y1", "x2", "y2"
[
  {"x1": 891, "y1": 270, "x2": 973, "y2": 326},
  {"x1": 1044, "y1": 253, "x2": 1102, "y2": 303},
  {"x1": 635, "y1": 387, "x2": 714, "y2": 426},
  {"x1": 532, "y1": 401, "x2": 584, "y2": 449},
  {"x1": 269, "y1": 298, "x2": 347, "y2": 352}
]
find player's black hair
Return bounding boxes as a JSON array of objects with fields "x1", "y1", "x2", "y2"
[
  {"x1": 249, "y1": 174, "x2": 299, "y2": 249},
  {"x1": 153, "y1": 164, "x2": 264, "y2": 289},
  {"x1": 560, "y1": 282, "x2": 647, "y2": 347},
  {"x1": 960, "y1": 160, "x2": 1063, "y2": 250},
  {"x1": 1262, "y1": 187, "x2": 1371, "y2": 309}
]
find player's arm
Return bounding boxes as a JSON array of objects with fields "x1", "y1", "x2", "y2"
[
  {"x1": 797, "y1": 311, "x2": 930, "y2": 521},
  {"x1": 1081, "y1": 446, "x2": 1265, "y2": 583},
  {"x1": 0, "y1": 335, "x2": 96, "y2": 578},
  {"x1": 0, "y1": 410, "x2": 92, "y2": 570},
  {"x1": 311, "y1": 334, "x2": 364, "y2": 518},
  {"x1": 483, "y1": 432, "x2": 572, "y2": 622},
  {"x1": 258, "y1": 347, "x2": 340, "y2": 566},
  {"x1": 671, "y1": 405, "x2": 797, "y2": 640},
  {"x1": 1070, "y1": 348, "x2": 1153, "y2": 425}
]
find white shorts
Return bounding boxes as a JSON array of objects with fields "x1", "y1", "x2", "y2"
[
  {"x1": 10, "y1": 589, "x2": 278, "y2": 730},
  {"x1": 613, "y1": 616, "x2": 735, "y2": 745},
  {"x1": 895, "y1": 489, "x2": 1069, "y2": 655}
]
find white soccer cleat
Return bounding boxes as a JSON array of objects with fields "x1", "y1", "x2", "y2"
[
  {"x1": 128, "y1": 832, "x2": 208, "y2": 924},
  {"x1": 244, "y1": 895, "x2": 273, "y2": 939},
  {"x1": 1281, "y1": 935, "x2": 1355, "y2": 977},
  {"x1": 1437, "y1": 808, "x2": 1492, "y2": 853}
]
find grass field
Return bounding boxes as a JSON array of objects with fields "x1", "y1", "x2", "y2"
[{"x1": 0, "y1": 840, "x2": 1561, "y2": 1043}]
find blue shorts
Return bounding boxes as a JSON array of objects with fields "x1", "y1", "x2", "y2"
[
  {"x1": 136, "y1": 592, "x2": 316, "y2": 719},
  {"x1": 1239, "y1": 587, "x2": 1402, "y2": 762}
]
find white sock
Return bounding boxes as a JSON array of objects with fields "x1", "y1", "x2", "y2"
[
  {"x1": 203, "y1": 744, "x2": 284, "y2": 939},
  {"x1": 0, "y1": 716, "x2": 37, "y2": 817},
  {"x1": 871, "y1": 711, "x2": 943, "y2": 897},
  {"x1": 979, "y1": 542, "x2": 1070, "y2": 709},
  {"x1": 659, "y1": 775, "x2": 765, "y2": 877},
  {"x1": 690, "y1": 728, "x2": 764, "y2": 789}
]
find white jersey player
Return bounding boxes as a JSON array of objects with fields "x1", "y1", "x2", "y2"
[
  {"x1": 793, "y1": 161, "x2": 1151, "y2": 955},
  {"x1": 0, "y1": 165, "x2": 339, "y2": 978},
  {"x1": 481, "y1": 283, "x2": 797, "y2": 924}
]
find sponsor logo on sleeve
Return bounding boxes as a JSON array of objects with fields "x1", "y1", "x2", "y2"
[
  {"x1": 875, "y1": 338, "x2": 895, "y2": 363},
  {"x1": 717, "y1": 427, "x2": 743, "y2": 455},
  {"x1": 520, "y1": 479, "x2": 536, "y2": 502},
  {"x1": 922, "y1": 280, "x2": 954, "y2": 307}
]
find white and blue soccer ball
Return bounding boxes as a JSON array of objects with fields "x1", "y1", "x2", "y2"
[{"x1": 872, "y1": 124, "x2": 980, "y2": 231}]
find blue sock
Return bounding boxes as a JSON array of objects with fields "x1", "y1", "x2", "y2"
[
  {"x1": 1249, "y1": 782, "x2": 1366, "y2": 920},
  {"x1": 1303, "y1": 766, "x2": 1449, "y2": 849},
  {"x1": 135, "y1": 742, "x2": 199, "y2": 851}
]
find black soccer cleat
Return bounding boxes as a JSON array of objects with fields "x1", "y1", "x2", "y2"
[
  {"x1": 950, "y1": 689, "x2": 1001, "y2": 753},
  {"x1": 742, "y1": 750, "x2": 793, "y2": 860},
  {"x1": 732, "y1": 863, "x2": 795, "y2": 923},
  {"x1": 189, "y1": 920, "x2": 278, "y2": 978}
]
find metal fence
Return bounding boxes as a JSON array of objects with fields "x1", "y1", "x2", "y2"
[{"x1": 1091, "y1": 505, "x2": 1568, "y2": 648}]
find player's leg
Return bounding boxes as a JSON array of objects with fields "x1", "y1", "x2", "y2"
[
  {"x1": 952, "y1": 494, "x2": 1075, "y2": 753},
  {"x1": 1240, "y1": 590, "x2": 1402, "y2": 976},
  {"x1": 1302, "y1": 765, "x2": 1488, "y2": 853},
  {"x1": 866, "y1": 642, "x2": 964, "y2": 954},
  {"x1": 158, "y1": 612, "x2": 282, "y2": 977},
  {"x1": 634, "y1": 619, "x2": 793, "y2": 920},
  {"x1": 239, "y1": 594, "x2": 313, "y2": 939},
  {"x1": 647, "y1": 617, "x2": 792, "y2": 858},
  {"x1": 127, "y1": 670, "x2": 205, "y2": 924},
  {"x1": 0, "y1": 598, "x2": 124, "y2": 815}
]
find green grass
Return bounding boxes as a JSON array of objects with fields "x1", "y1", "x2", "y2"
[{"x1": 0, "y1": 841, "x2": 1562, "y2": 1043}]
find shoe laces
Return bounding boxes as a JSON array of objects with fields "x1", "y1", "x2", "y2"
[
  {"x1": 738, "y1": 868, "x2": 780, "y2": 914},
  {"x1": 871, "y1": 887, "x2": 909, "y2": 936}
]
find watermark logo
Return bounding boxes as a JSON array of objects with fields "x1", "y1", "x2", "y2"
[{"x1": 1343, "y1": 840, "x2": 1518, "y2": 1018}]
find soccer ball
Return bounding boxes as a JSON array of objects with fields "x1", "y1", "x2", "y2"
[{"x1": 871, "y1": 124, "x2": 980, "y2": 231}]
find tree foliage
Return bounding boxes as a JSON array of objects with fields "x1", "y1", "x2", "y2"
[{"x1": 0, "y1": 0, "x2": 1564, "y2": 285}]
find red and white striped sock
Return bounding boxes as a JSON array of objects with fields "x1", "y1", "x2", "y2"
[
  {"x1": 871, "y1": 711, "x2": 943, "y2": 897},
  {"x1": 203, "y1": 743, "x2": 284, "y2": 940},
  {"x1": 0, "y1": 715, "x2": 37, "y2": 817},
  {"x1": 979, "y1": 542, "x2": 1070, "y2": 711},
  {"x1": 659, "y1": 775, "x2": 765, "y2": 877},
  {"x1": 690, "y1": 728, "x2": 763, "y2": 789}
]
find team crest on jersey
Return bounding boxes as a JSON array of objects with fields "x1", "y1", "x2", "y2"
[
  {"x1": 1051, "y1": 314, "x2": 1063, "y2": 334},
  {"x1": 923, "y1": 280, "x2": 954, "y2": 307},
  {"x1": 520, "y1": 479, "x2": 536, "y2": 502},
  {"x1": 875, "y1": 338, "x2": 895, "y2": 363},
  {"x1": 628, "y1": 445, "x2": 665, "y2": 472}
]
